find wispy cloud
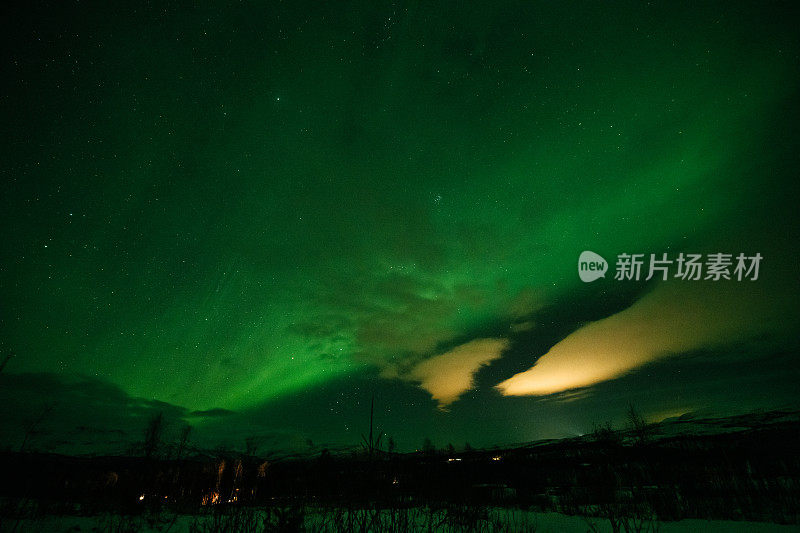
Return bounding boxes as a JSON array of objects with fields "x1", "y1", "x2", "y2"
[
  {"x1": 407, "y1": 338, "x2": 510, "y2": 409},
  {"x1": 496, "y1": 279, "x2": 797, "y2": 397}
]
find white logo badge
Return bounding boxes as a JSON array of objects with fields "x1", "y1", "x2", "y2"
[{"x1": 579, "y1": 251, "x2": 608, "y2": 282}]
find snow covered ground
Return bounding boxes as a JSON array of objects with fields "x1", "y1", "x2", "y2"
[{"x1": 5, "y1": 508, "x2": 799, "y2": 532}]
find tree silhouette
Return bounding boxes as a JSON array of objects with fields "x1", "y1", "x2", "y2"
[
  {"x1": 0, "y1": 351, "x2": 13, "y2": 374},
  {"x1": 143, "y1": 412, "x2": 164, "y2": 459},
  {"x1": 19, "y1": 402, "x2": 55, "y2": 452},
  {"x1": 245, "y1": 436, "x2": 259, "y2": 457},
  {"x1": 176, "y1": 424, "x2": 192, "y2": 460},
  {"x1": 361, "y1": 394, "x2": 384, "y2": 457},
  {"x1": 422, "y1": 437, "x2": 435, "y2": 455},
  {"x1": 626, "y1": 402, "x2": 651, "y2": 444}
]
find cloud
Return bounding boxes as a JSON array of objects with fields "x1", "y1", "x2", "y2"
[
  {"x1": 507, "y1": 288, "x2": 547, "y2": 319},
  {"x1": 407, "y1": 338, "x2": 510, "y2": 409},
  {"x1": 496, "y1": 278, "x2": 798, "y2": 397},
  {"x1": 0, "y1": 372, "x2": 191, "y2": 454}
]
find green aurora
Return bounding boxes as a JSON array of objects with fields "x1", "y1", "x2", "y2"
[{"x1": 1, "y1": 1, "x2": 798, "y2": 453}]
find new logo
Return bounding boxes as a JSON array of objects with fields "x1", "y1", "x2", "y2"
[{"x1": 578, "y1": 251, "x2": 608, "y2": 282}]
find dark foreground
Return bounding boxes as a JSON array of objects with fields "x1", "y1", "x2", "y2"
[{"x1": 1, "y1": 410, "x2": 798, "y2": 532}]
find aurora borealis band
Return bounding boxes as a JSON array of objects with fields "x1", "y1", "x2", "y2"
[{"x1": 1, "y1": 1, "x2": 799, "y2": 454}]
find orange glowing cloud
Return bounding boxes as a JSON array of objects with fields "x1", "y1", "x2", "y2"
[
  {"x1": 409, "y1": 338, "x2": 510, "y2": 409},
  {"x1": 496, "y1": 279, "x2": 796, "y2": 397}
]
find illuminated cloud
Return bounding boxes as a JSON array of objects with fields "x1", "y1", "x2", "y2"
[
  {"x1": 496, "y1": 279, "x2": 797, "y2": 397},
  {"x1": 408, "y1": 338, "x2": 510, "y2": 409}
]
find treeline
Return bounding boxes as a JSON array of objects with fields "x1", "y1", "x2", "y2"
[{"x1": 0, "y1": 414, "x2": 799, "y2": 525}]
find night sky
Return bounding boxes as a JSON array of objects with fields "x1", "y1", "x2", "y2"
[{"x1": 1, "y1": 1, "x2": 799, "y2": 455}]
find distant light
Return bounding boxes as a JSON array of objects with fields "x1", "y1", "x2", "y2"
[{"x1": 139, "y1": 495, "x2": 145, "y2": 501}]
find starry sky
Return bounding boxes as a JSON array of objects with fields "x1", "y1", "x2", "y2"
[{"x1": 1, "y1": 1, "x2": 799, "y2": 455}]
